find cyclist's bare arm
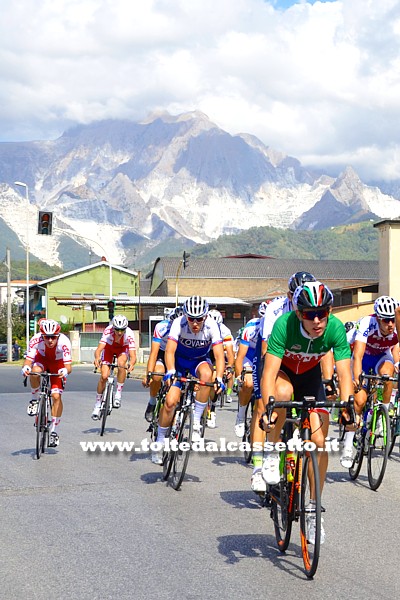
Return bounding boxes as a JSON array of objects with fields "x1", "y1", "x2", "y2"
[
  {"x1": 94, "y1": 342, "x2": 106, "y2": 369},
  {"x1": 143, "y1": 341, "x2": 161, "y2": 386},
  {"x1": 128, "y1": 349, "x2": 136, "y2": 372},
  {"x1": 225, "y1": 342, "x2": 235, "y2": 378},
  {"x1": 164, "y1": 338, "x2": 178, "y2": 373},
  {"x1": 234, "y1": 343, "x2": 248, "y2": 378},
  {"x1": 352, "y1": 340, "x2": 366, "y2": 387}
]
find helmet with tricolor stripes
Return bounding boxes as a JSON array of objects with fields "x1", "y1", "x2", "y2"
[{"x1": 293, "y1": 281, "x2": 333, "y2": 310}]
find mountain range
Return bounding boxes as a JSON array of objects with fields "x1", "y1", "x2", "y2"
[{"x1": 0, "y1": 110, "x2": 399, "y2": 270}]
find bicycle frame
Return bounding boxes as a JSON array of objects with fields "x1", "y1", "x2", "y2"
[{"x1": 265, "y1": 395, "x2": 355, "y2": 579}]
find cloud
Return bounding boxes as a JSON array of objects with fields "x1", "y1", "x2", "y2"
[{"x1": 1, "y1": 0, "x2": 400, "y2": 181}]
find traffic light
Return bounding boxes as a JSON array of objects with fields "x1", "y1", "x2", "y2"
[
  {"x1": 107, "y1": 299, "x2": 115, "y2": 320},
  {"x1": 29, "y1": 319, "x2": 35, "y2": 332},
  {"x1": 183, "y1": 251, "x2": 190, "y2": 269},
  {"x1": 38, "y1": 211, "x2": 53, "y2": 235}
]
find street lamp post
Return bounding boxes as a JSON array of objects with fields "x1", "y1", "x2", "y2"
[{"x1": 14, "y1": 181, "x2": 30, "y2": 345}]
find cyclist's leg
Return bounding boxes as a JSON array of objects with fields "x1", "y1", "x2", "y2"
[
  {"x1": 27, "y1": 361, "x2": 43, "y2": 415},
  {"x1": 309, "y1": 410, "x2": 330, "y2": 495},
  {"x1": 48, "y1": 360, "x2": 65, "y2": 446},
  {"x1": 114, "y1": 351, "x2": 128, "y2": 404},
  {"x1": 377, "y1": 354, "x2": 395, "y2": 404},
  {"x1": 145, "y1": 357, "x2": 165, "y2": 421},
  {"x1": 260, "y1": 371, "x2": 292, "y2": 485},
  {"x1": 152, "y1": 382, "x2": 181, "y2": 463},
  {"x1": 92, "y1": 356, "x2": 109, "y2": 418},
  {"x1": 195, "y1": 361, "x2": 214, "y2": 434}
]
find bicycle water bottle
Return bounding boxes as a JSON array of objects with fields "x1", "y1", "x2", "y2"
[
  {"x1": 286, "y1": 451, "x2": 296, "y2": 482},
  {"x1": 366, "y1": 409, "x2": 373, "y2": 429}
]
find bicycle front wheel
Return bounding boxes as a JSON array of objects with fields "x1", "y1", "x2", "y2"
[
  {"x1": 100, "y1": 385, "x2": 112, "y2": 437},
  {"x1": 348, "y1": 429, "x2": 365, "y2": 480},
  {"x1": 35, "y1": 396, "x2": 46, "y2": 459},
  {"x1": 299, "y1": 450, "x2": 321, "y2": 579},
  {"x1": 367, "y1": 404, "x2": 390, "y2": 490},
  {"x1": 171, "y1": 406, "x2": 193, "y2": 491}
]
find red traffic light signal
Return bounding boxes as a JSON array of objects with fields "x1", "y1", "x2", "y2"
[{"x1": 38, "y1": 211, "x2": 53, "y2": 235}]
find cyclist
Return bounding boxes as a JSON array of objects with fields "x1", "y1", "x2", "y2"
[
  {"x1": 242, "y1": 273, "x2": 317, "y2": 441},
  {"x1": 340, "y1": 295, "x2": 399, "y2": 468},
  {"x1": 142, "y1": 306, "x2": 183, "y2": 422},
  {"x1": 92, "y1": 315, "x2": 136, "y2": 419},
  {"x1": 21, "y1": 319, "x2": 72, "y2": 448},
  {"x1": 234, "y1": 310, "x2": 264, "y2": 438},
  {"x1": 257, "y1": 281, "x2": 353, "y2": 545},
  {"x1": 151, "y1": 295, "x2": 225, "y2": 464},
  {"x1": 261, "y1": 271, "x2": 316, "y2": 356},
  {"x1": 206, "y1": 309, "x2": 235, "y2": 428}
]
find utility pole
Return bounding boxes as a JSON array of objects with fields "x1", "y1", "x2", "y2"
[{"x1": 6, "y1": 248, "x2": 12, "y2": 361}]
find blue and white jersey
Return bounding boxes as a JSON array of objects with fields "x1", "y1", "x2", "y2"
[
  {"x1": 239, "y1": 317, "x2": 262, "y2": 361},
  {"x1": 152, "y1": 319, "x2": 171, "y2": 351},
  {"x1": 168, "y1": 315, "x2": 223, "y2": 362},
  {"x1": 261, "y1": 296, "x2": 292, "y2": 341},
  {"x1": 354, "y1": 315, "x2": 398, "y2": 356}
]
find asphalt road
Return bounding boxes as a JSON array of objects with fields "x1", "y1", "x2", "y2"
[{"x1": 1, "y1": 365, "x2": 399, "y2": 599}]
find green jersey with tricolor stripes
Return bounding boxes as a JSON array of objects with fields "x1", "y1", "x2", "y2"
[{"x1": 267, "y1": 311, "x2": 351, "y2": 375}]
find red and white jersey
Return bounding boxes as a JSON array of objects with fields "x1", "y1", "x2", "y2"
[
  {"x1": 354, "y1": 315, "x2": 398, "y2": 356},
  {"x1": 100, "y1": 325, "x2": 136, "y2": 351},
  {"x1": 26, "y1": 333, "x2": 72, "y2": 364},
  {"x1": 219, "y1": 322, "x2": 233, "y2": 348}
]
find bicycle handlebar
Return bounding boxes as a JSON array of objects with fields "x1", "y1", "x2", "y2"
[
  {"x1": 173, "y1": 375, "x2": 215, "y2": 388},
  {"x1": 359, "y1": 372, "x2": 398, "y2": 385},
  {"x1": 263, "y1": 395, "x2": 356, "y2": 429}
]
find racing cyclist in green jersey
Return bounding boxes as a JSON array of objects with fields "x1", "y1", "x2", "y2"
[{"x1": 256, "y1": 281, "x2": 353, "y2": 544}]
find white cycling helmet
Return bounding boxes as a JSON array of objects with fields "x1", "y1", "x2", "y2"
[
  {"x1": 208, "y1": 309, "x2": 223, "y2": 324},
  {"x1": 40, "y1": 319, "x2": 61, "y2": 336},
  {"x1": 258, "y1": 301, "x2": 268, "y2": 317},
  {"x1": 374, "y1": 296, "x2": 398, "y2": 319},
  {"x1": 183, "y1": 295, "x2": 209, "y2": 318},
  {"x1": 112, "y1": 315, "x2": 128, "y2": 330}
]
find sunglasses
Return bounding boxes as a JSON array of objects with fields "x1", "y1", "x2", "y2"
[
  {"x1": 301, "y1": 309, "x2": 329, "y2": 321},
  {"x1": 187, "y1": 316, "x2": 205, "y2": 323},
  {"x1": 380, "y1": 317, "x2": 395, "y2": 324},
  {"x1": 114, "y1": 328, "x2": 125, "y2": 333},
  {"x1": 44, "y1": 335, "x2": 59, "y2": 340}
]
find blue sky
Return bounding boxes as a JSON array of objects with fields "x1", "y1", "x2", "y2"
[{"x1": 1, "y1": 0, "x2": 400, "y2": 181}]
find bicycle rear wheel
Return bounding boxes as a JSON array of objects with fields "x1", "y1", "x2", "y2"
[
  {"x1": 35, "y1": 395, "x2": 46, "y2": 459},
  {"x1": 367, "y1": 404, "x2": 390, "y2": 490},
  {"x1": 348, "y1": 429, "x2": 365, "y2": 480},
  {"x1": 299, "y1": 450, "x2": 321, "y2": 579},
  {"x1": 100, "y1": 385, "x2": 112, "y2": 437},
  {"x1": 171, "y1": 406, "x2": 193, "y2": 490}
]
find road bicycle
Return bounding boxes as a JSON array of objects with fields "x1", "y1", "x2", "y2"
[
  {"x1": 95, "y1": 356, "x2": 129, "y2": 436},
  {"x1": 262, "y1": 394, "x2": 355, "y2": 579},
  {"x1": 25, "y1": 372, "x2": 63, "y2": 459},
  {"x1": 162, "y1": 374, "x2": 215, "y2": 491},
  {"x1": 349, "y1": 372, "x2": 394, "y2": 490},
  {"x1": 237, "y1": 366, "x2": 258, "y2": 463},
  {"x1": 388, "y1": 372, "x2": 400, "y2": 457},
  {"x1": 146, "y1": 372, "x2": 168, "y2": 444}
]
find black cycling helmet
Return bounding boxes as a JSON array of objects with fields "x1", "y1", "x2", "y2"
[
  {"x1": 288, "y1": 271, "x2": 316, "y2": 293},
  {"x1": 344, "y1": 321, "x2": 355, "y2": 333},
  {"x1": 293, "y1": 281, "x2": 333, "y2": 310}
]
